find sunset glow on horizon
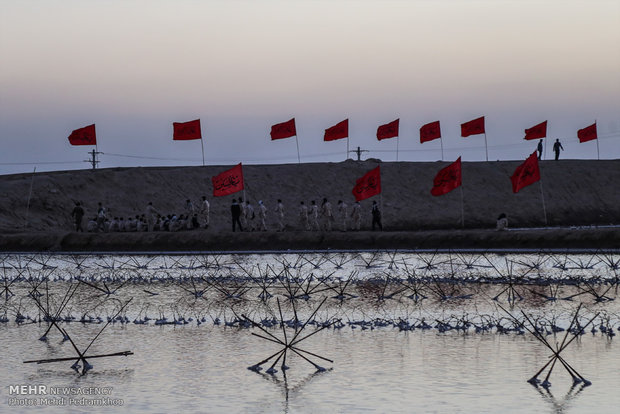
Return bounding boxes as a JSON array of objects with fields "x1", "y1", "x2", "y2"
[{"x1": 1, "y1": 0, "x2": 619, "y2": 174}]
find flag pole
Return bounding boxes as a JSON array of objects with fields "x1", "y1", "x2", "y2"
[
  {"x1": 595, "y1": 120, "x2": 600, "y2": 160},
  {"x1": 295, "y1": 135, "x2": 301, "y2": 164},
  {"x1": 440, "y1": 137, "x2": 444, "y2": 161},
  {"x1": 24, "y1": 167, "x2": 36, "y2": 230},
  {"x1": 346, "y1": 137, "x2": 350, "y2": 161},
  {"x1": 200, "y1": 138, "x2": 205, "y2": 166},
  {"x1": 459, "y1": 185, "x2": 465, "y2": 229},
  {"x1": 484, "y1": 133, "x2": 489, "y2": 162},
  {"x1": 380, "y1": 192, "x2": 384, "y2": 231},
  {"x1": 396, "y1": 137, "x2": 399, "y2": 161},
  {"x1": 539, "y1": 178, "x2": 548, "y2": 227}
]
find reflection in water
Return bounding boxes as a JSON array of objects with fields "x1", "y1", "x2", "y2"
[{"x1": 1, "y1": 252, "x2": 619, "y2": 413}]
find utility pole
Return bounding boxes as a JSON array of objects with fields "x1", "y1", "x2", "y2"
[
  {"x1": 348, "y1": 146, "x2": 369, "y2": 161},
  {"x1": 84, "y1": 149, "x2": 102, "y2": 170}
]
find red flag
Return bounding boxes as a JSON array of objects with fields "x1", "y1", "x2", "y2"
[
  {"x1": 420, "y1": 121, "x2": 441, "y2": 143},
  {"x1": 212, "y1": 163, "x2": 244, "y2": 197},
  {"x1": 173, "y1": 119, "x2": 202, "y2": 140},
  {"x1": 431, "y1": 157, "x2": 462, "y2": 196},
  {"x1": 461, "y1": 116, "x2": 485, "y2": 137},
  {"x1": 578, "y1": 123, "x2": 597, "y2": 143},
  {"x1": 352, "y1": 166, "x2": 381, "y2": 201},
  {"x1": 271, "y1": 118, "x2": 297, "y2": 140},
  {"x1": 377, "y1": 119, "x2": 399, "y2": 140},
  {"x1": 511, "y1": 152, "x2": 540, "y2": 193},
  {"x1": 324, "y1": 119, "x2": 348, "y2": 141},
  {"x1": 524, "y1": 121, "x2": 547, "y2": 140},
  {"x1": 68, "y1": 124, "x2": 96, "y2": 146}
]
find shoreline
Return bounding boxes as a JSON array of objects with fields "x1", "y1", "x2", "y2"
[{"x1": 1, "y1": 227, "x2": 619, "y2": 253}]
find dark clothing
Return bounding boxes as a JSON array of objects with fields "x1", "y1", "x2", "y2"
[
  {"x1": 71, "y1": 206, "x2": 85, "y2": 232},
  {"x1": 371, "y1": 205, "x2": 382, "y2": 231},
  {"x1": 553, "y1": 141, "x2": 563, "y2": 160},
  {"x1": 231, "y1": 203, "x2": 243, "y2": 232},
  {"x1": 537, "y1": 141, "x2": 543, "y2": 160}
]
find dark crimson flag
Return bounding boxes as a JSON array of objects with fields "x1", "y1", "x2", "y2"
[
  {"x1": 524, "y1": 120, "x2": 547, "y2": 140},
  {"x1": 212, "y1": 163, "x2": 244, "y2": 197},
  {"x1": 578, "y1": 122, "x2": 597, "y2": 143},
  {"x1": 377, "y1": 119, "x2": 399, "y2": 140},
  {"x1": 270, "y1": 118, "x2": 297, "y2": 140},
  {"x1": 68, "y1": 124, "x2": 97, "y2": 146},
  {"x1": 511, "y1": 152, "x2": 540, "y2": 193},
  {"x1": 420, "y1": 121, "x2": 441, "y2": 143},
  {"x1": 461, "y1": 116, "x2": 485, "y2": 137},
  {"x1": 324, "y1": 119, "x2": 349, "y2": 141},
  {"x1": 352, "y1": 166, "x2": 381, "y2": 201},
  {"x1": 431, "y1": 157, "x2": 462, "y2": 196},
  {"x1": 173, "y1": 119, "x2": 202, "y2": 140}
]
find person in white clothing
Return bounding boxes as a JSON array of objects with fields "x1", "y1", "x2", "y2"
[
  {"x1": 274, "y1": 199, "x2": 285, "y2": 231},
  {"x1": 337, "y1": 200, "x2": 348, "y2": 232},
  {"x1": 351, "y1": 201, "x2": 361, "y2": 231},
  {"x1": 321, "y1": 198, "x2": 333, "y2": 231},
  {"x1": 199, "y1": 196, "x2": 210, "y2": 229},
  {"x1": 299, "y1": 201, "x2": 310, "y2": 231},
  {"x1": 258, "y1": 201, "x2": 268, "y2": 231},
  {"x1": 310, "y1": 200, "x2": 320, "y2": 231}
]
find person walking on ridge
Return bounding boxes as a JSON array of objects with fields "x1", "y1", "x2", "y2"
[{"x1": 553, "y1": 139, "x2": 564, "y2": 160}]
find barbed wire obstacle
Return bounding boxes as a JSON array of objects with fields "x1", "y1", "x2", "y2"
[
  {"x1": 243, "y1": 297, "x2": 336, "y2": 375},
  {"x1": 23, "y1": 297, "x2": 134, "y2": 375},
  {"x1": 499, "y1": 303, "x2": 599, "y2": 389}
]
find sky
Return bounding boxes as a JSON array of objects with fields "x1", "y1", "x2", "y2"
[{"x1": 1, "y1": 0, "x2": 619, "y2": 175}]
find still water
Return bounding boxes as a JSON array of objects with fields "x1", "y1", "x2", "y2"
[{"x1": 1, "y1": 252, "x2": 619, "y2": 413}]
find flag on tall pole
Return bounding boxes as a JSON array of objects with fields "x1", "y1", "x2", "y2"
[
  {"x1": 352, "y1": 166, "x2": 381, "y2": 201},
  {"x1": 524, "y1": 121, "x2": 547, "y2": 140},
  {"x1": 420, "y1": 120, "x2": 443, "y2": 160},
  {"x1": 577, "y1": 122, "x2": 597, "y2": 143},
  {"x1": 68, "y1": 124, "x2": 97, "y2": 146},
  {"x1": 430, "y1": 157, "x2": 462, "y2": 196},
  {"x1": 461, "y1": 116, "x2": 487, "y2": 161},
  {"x1": 173, "y1": 119, "x2": 204, "y2": 165},
  {"x1": 271, "y1": 118, "x2": 300, "y2": 163},
  {"x1": 511, "y1": 152, "x2": 540, "y2": 193},
  {"x1": 212, "y1": 163, "x2": 244, "y2": 197}
]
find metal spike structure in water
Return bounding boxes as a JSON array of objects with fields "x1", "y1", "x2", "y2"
[
  {"x1": 242, "y1": 297, "x2": 336, "y2": 375},
  {"x1": 499, "y1": 303, "x2": 599, "y2": 388}
]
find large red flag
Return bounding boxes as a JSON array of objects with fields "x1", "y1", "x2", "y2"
[
  {"x1": 420, "y1": 121, "x2": 441, "y2": 143},
  {"x1": 461, "y1": 116, "x2": 485, "y2": 137},
  {"x1": 352, "y1": 166, "x2": 381, "y2": 201},
  {"x1": 324, "y1": 119, "x2": 348, "y2": 141},
  {"x1": 271, "y1": 118, "x2": 297, "y2": 140},
  {"x1": 511, "y1": 152, "x2": 540, "y2": 193},
  {"x1": 377, "y1": 119, "x2": 399, "y2": 140},
  {"x1": 68, "y1": 124, "x2": 96, "y2": 146},
  {"x1": 431, "y1": 157, "x2": 462, "y2": 196},
  {"x1": 173, "y1": 119, "x2": 202, "y2": 140},
  {"x1": 212, "y1": 163, "x2": 244, "y2": 197},
  {"x1": 524, "y1": 121, "x2": 547, "y2": 140},
  {"x1": 578, "y1": 123, "x2": 597, "y2": 143}
]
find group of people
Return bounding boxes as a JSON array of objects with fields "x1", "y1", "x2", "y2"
[
  {"x1": 71, "y1": 196, "x2": 384, "y2": 233},
  {"x1": 536, "y1": 139, "x2": 564, "y2": 161},
  {"x1": 229, "y1": 197, "x2": 383, "y2": 232},
  {"x1": 72, "y1": 197, "x2": 212, "y2": 233}
]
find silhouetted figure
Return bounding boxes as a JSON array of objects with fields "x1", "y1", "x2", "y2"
[
  {"x1": 537, "y1": 139, "x2": 543, "y2": 160},
  {"x1": 553, "y1": 139, "x2": 564, "y2": 160},
  {"x1": 371, "y1": 201, "x2": 382, "y2": 231},
  {"x1": 71, "y1": 202, "x2": 85, "y2": 232},
  {"x1": 231, "y1": 198, "x2": 243, "y2": 232}
]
